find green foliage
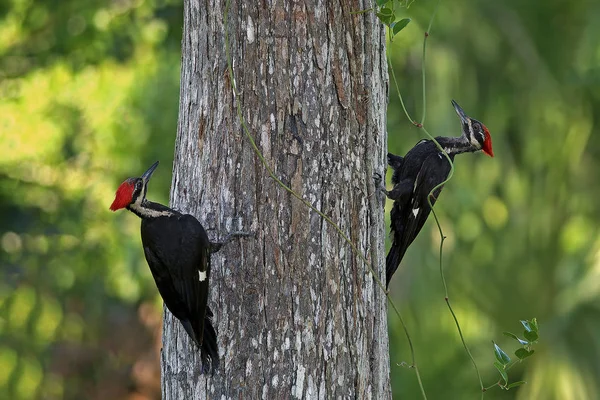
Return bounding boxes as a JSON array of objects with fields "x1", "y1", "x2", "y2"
[
  {"x1": 493, "y1": 360, "x2": 508, "y2": 386},
  {"x1": 386, "y1": 0, "x2": 600, "y2": 398},
  {"x1": 392, "y1": 18, "x2": 412, "y2": 36},
  {"x1": 493, "y1": 342, "x2": 511, "y2": 366},
  {"x1": 489, "y1": 319, "x2": 539, "y2": 391},
  {"x1": 0, "y1": 0, "x2": 181, "y2": 398},
  {"x1": 373, "y1": 1, "x2": 413, "y2": 40}
]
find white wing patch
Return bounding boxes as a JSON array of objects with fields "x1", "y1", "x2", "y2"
[
  {"x1": 413, "y1": 170, "x2": 422, "y2": 192},
  {"x1": 198, "y1": 270, "x2": 207, "y2": 282},
  {"x1": 412, "y1": 208, "x2": 419, "y2": 217}
]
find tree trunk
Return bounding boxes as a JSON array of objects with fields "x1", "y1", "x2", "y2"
[{"x1": 163, "y1": 1, "x2": 390, "y2": 398}]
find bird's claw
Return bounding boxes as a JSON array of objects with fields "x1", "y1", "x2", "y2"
[
  {"x1": 373, "y1": 172, "x2": 388, "y2": 195},
  {"x1": 373, "y1": 172, "x2": 383, "y2": 185}
]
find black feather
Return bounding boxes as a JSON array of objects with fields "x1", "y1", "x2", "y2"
[
  {"x1": 141, "y1": 212, "x2": 219, "y2": 373},
  {"x1": 386, "y1": 141, "x2": 454, "y2": 287}
]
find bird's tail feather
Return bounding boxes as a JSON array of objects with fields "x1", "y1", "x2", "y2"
[
  {"x1": 199, "y1": 306, "x2": 219, "y2": 375},
  {"x1": 386, "y1": 241, "x2": 405, "y2": 288}
]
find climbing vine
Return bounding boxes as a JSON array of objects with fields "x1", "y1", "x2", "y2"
[{"x1": 379, "y1": 0, "x2": 539, "y2": 398}]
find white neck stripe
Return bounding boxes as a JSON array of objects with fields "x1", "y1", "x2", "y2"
[{"x1": 129, "y1": 203, "x2": 174, "y2": 218}]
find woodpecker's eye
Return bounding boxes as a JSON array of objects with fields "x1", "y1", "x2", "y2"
[
  {"x1": 471, "y1": 122, "x2": 481, "y2": 132},
  {"x1": 135, "y1": 181, "x2": 142, "y2": 190}
]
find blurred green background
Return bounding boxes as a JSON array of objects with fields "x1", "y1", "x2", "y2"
[{"x1": 1, "y1": 0, "x2": 599, "y2": 399}]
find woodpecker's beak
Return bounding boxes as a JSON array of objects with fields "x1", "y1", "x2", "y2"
[
  {"x1": 141, "y1": 161, "x2": 159, "y2": 183},
  {"x1": 451, "y1": 100, "x2": 470, "y2": 124}
]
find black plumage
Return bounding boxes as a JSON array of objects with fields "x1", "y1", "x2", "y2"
[
  {"x1": 385, "y1": 141, "x2": 455, "y2": 286},
  {"x1": 141, "y1": 210, "x2": 219, "y2": 373},
  {"x1": 110, "y1": 161, "x2": 233, "y2": 374},
  {"x1": 382, "y1": 100, "x2": 494, "y2": 287}
]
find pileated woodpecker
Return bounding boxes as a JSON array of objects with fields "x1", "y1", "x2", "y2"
[
  {"x1": 110, "y1": 161, "x2": 245, "y2": 374},
  {"x1": 379, "y1": 100, "x2": 494, "y2": 287}
]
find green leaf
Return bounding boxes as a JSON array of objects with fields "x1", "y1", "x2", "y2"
[
  {"x1": 376, "y1": 0, "x2": 389, "y2": 6},
  {"x1": 494, "y1": 361, "x2": 508, "y2": 385},
  {"x1": 529, "y1": 318, "x2": 539, "y2": 333},
  {"x1": 493, "y1": 342, "x2": 511, "y2": 365},
  {"x1": 507, "y1": 381, "x2": 527, "y2": 389},
  {"x1": 524, "y1": 330, "x2": 539, "y2": 342},
  {"x1": 392, "y1": 18, "x2": 411, "y2": 36},
  {"x1": 520, "y1": 320, "x2": 533, "y2": 332},
  {"x1": 376, "y1": 7, "x2": 395, "y2": 26},
  {"x1": 503, "y1": 331, "x2": 529, "y2": 346},
  {"x1": 515, "y1": 348, "x2": 535, "y2": 360}
]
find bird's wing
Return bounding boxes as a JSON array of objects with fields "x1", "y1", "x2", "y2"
[
  {"x1": 141, "y1": 215, "x2": 211, "y2": 344},
  {"x1": 387, "y1": 151, "x2": 452, "y2": 284},
  {"x1": 398, "y1": 152, "x2": 453, "y2": 253},
  {"x1": 142, "y1": 246, "x2": 200, "y2": 345}
]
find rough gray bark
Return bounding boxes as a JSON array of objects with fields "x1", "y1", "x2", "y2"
[{"x1": 164, "y1": 0, "x2": 390, "y2": 398}]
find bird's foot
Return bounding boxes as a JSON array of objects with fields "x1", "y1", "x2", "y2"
[{"x1": 373, "y1": 172, "x2": 389, "y2": 196}]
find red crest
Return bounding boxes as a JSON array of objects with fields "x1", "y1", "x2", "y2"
[
  {"x1": 110, "y1": 180, "x2": 135, "y2": 211},
  {"x1": 482, "y1": 126, "x2": 494, "y2": 157}
]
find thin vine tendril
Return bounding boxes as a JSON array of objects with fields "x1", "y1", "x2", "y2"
[{"x1": 388, "y1": 0, "x2": 484, "y2": 396}]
